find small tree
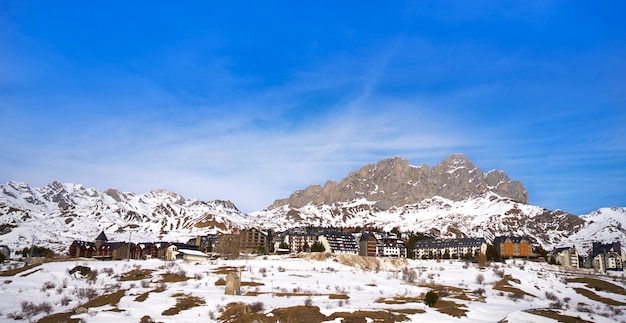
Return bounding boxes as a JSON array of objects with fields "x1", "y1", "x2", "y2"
[
  {"x1": 476, "y1": 273, "x2": 485, "y2": 285},
  {"x1": 311, "y1": 242, "x2": 325, "y2": 252},
  {"x1": 475, "y1": 252, "x2": 489, "y2": 268},
  {"x1": 424, "y1": 290, "x2": 439, "y2": 307}
]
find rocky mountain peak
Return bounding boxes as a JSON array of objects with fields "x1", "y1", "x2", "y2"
[
  {"x1": 270, "y1": 154, "x2": 528, "y2": 210},
  {"x1": 437, "y1": 153, "x2": 475, "y2": 172}
]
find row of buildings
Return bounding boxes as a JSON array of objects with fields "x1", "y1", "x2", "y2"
[
  {"x1": 69, "y1": 232, "x2": 211, "y2": 262},
  {"x1": 67, "y1": 228, "x2": 625, "y2": 272},
  {"x1": 551, "y1": 242, "x2": 624, "y2": 271}
]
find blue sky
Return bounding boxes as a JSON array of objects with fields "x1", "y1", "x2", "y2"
[{"x1": 1, "y1": 1, "x2": 624, "y2": 214}]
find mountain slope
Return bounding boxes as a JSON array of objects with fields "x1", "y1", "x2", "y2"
[
  {"x1": 253, "y1": 154, "x2": 619, "y2": 250},
  {"x1": 0, "y1": 181, "x2": 246, "y2": 252},
  {"x1": 253, "y1": 193, "x2": 584, "y2": 249},
  {"x1": 0, "y1": 154, "x2": 624, "y2": 254}
]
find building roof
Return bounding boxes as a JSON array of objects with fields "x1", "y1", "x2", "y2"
[
  {"x1": 176, "y1": 249, "x2": 210, "y2": 258},
  {"x1": 415, "y1": 238, "x2": 486, "y2": 249},
  {"x1": 592, "y1": 241, "x2": 621, "y2": 258},
  {"x1": 95, "y1": 231, "x2": 108, "y2": 241}
]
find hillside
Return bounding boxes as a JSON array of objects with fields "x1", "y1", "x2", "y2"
[
  {"x1": 0, "y1": 181, "x2": 246, "y2": 253},
  {"x1": 0, "y1": 154, "x2": 624, "y2": 254},
  {"x1": 0, "y1": 256, "x2": 625, "y2": 322}
]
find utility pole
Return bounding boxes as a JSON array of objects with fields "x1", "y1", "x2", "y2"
[
  {"x1": 126, "y1": 231, "x2": 132, "y2": 261},
  {"x1": 28, "y1": 236, "x2": 34, "y2": 264}
]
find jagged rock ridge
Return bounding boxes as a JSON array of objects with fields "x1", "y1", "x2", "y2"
[{"x1": 270, "y1": 154, "x2": 528, "y2": 210}]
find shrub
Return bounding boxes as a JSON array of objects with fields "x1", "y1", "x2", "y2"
[
  {"x1": 61, "y1": 295, "x2": 71, "y2": 306},
  {"x1": 102, "y1": 267, "x2": 114, "y2": 276},
  {"x1": 76, "y1": 287, "x2": 98, "y2": 300},
  {"x1": 545, "y1": 291, "x2": 558, "y2": 301},
  {"x1": 473, "y1": 288, "x2": 485, "y2": 296},
  {"x1": 214, "y1": 278, "x2": 226, "y2": 286},
  {"x1": 476, "y1": 274, "x2": 485, "y2": 285},
  {"x1": 249, "y1": 301, "x2": 264, "y2": 313},
  {"x1": 424, "y1": 291, "x2": 439, "y2": 307},
  {"x1": 507, "y1": 291, "x2": 525, "y2": 301},
  {"x1": 17, "y1": 301, "x2": 53, "y2": 319},
  {"x1": 304, "y1": 297, "x2": 313, "y2": 307},
  {"x1": 402, "y1": 267, "x2": 417, "y2": 283},
  {"x1": 41, "y1": 281, "x2": 56, "y2": 292}
]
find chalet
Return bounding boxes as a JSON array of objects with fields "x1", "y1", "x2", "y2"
[
  {"x1": 136, "y1": 242, "x2": 169, "y2": 260},
  {"x1": 493, "y1": 236, "x2": 532, "y2": 259},
  {"x1": 414, "y1": 238, "x2": 487, "y2": 259},
  {"x1": 552, "y1": 246, "x2": 580, "y2": 269},
  {"x1": 97, "y1": 242, "x2": 129, "y2": 260},
  {"x1": 68, "y1": 240, "x2": 97, "y2": 258},
  {"x1": 359, "y1": 233, "x2": 378, "y2": 257},
  {"x1": 588, "y1": 242, "x2": 624, "y2": 271}
]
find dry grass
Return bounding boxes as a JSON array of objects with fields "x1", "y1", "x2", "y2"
[
  {"x1": 328, "y1": 294, "x2": 350, "y2": 299},
  {"x1": 526, "y1": 309, "x2": 594, "y2": 323},
  {"x1": 0, "y1": 263, "x2": 41, "y2": 276},
  {"x1": 392, "y1": 308, "x2": 426, "y2": 315},
  {"x1": 274, "y1": 292, "x2": 319, "y2": 297},
  {"x1": 566, "y1": 277, "x2": 626, "y2": 296},
  {"x1": 376, "y1": 295, "x2": 422, "y2": 304},
  {"x1": 39, "y1": 289, "x2": 129, "y2": 322},
  {"x1": 334, "y1": 254, "x2": 408, "y2": 271},
  {"x1": 158, "y1": 272, "x2": 190, "y2": 283},
  {"x1": 162, "y1": 294, "x2": 205, "y2": 316},
  {"x1": 573, "y1": 287, "x2": 626, "y2": 306},
  {"x1": 81, "y1": 289, "x2": 126, "y2": 309},
  {"x1": 212, "y1": 266, "x2": 241, "y2": 275},
  {"x1": 119, "y1": 269, "x2": 154, "y2": 281},
  {"x1": 215, "y1": 302, "x2": 418, "y2": 323},
  {"x1": 218, "y1": 302, "x2": 269, "y2": 322},
  {"x1": 271, "y1": 305, "x2": 328, "y2": 323},
  {"x1": 493, "y1": 275, "x2": 535, "y2": 297},
  {"x1": 241, "y1": 281, "x2": 264, "y2": 287},
  {"x1": 134, "y1": 286, "x2": 166, "y2": 302},
  {"x1": 329, "y1": 310, "x2": 410, "y2": 322},
  {"x1": 433, "y1": 299, "x2": 468, "y2": 318},
  {"x1": 36, "y1": 311, "x2": 79, "y2": 323},
  {"x1": 243, "y1": 291, "x2": 267, "y2": 296}
]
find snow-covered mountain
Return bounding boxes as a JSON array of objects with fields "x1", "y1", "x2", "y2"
[
  {"x1": 0, "y1": 154, "x2": 624, "y2": 254},
  {"x1": 251, "y1": 193, "x2": 585, "y2": 249},
  {"x1": 0, "y1": 181, "x2": 247, "y2": 253},
  {"x1": 252, "y1": 154, "x2": 624, "y2": 251}
]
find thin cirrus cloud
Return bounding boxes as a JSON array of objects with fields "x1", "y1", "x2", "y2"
[{"x1": 0, "y1": 1, "x2": 624, "y2": 215}]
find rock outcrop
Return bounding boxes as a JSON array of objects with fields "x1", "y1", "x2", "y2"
[{"x1": 270, "y1": 154, "x2": 528, "y2": 210}]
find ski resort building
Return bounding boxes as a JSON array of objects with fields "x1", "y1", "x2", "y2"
[
  {"x1": 413, "y1": 238, "x2": 487, "y2": 259},
  {"x1": 320, "y1": 231, "x2": 358, "y2": 254},
  {"x1": 493, "y1": 236, "x2": 532, "y2": 259},
  {"x1": 553, "y1": 246, "x2": 580, "y2": 269},
  {"x1": 588, "y1": 242, "x2": 624, "y2": 271}
]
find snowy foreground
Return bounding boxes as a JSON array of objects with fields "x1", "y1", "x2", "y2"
[{"x1": 1, "y1": 255, "x2": 626, "y2": 322}]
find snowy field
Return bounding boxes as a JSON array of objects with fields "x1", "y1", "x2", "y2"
[{"x1": 1, "y1": 255, "x2": 626, "y2": 322}]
